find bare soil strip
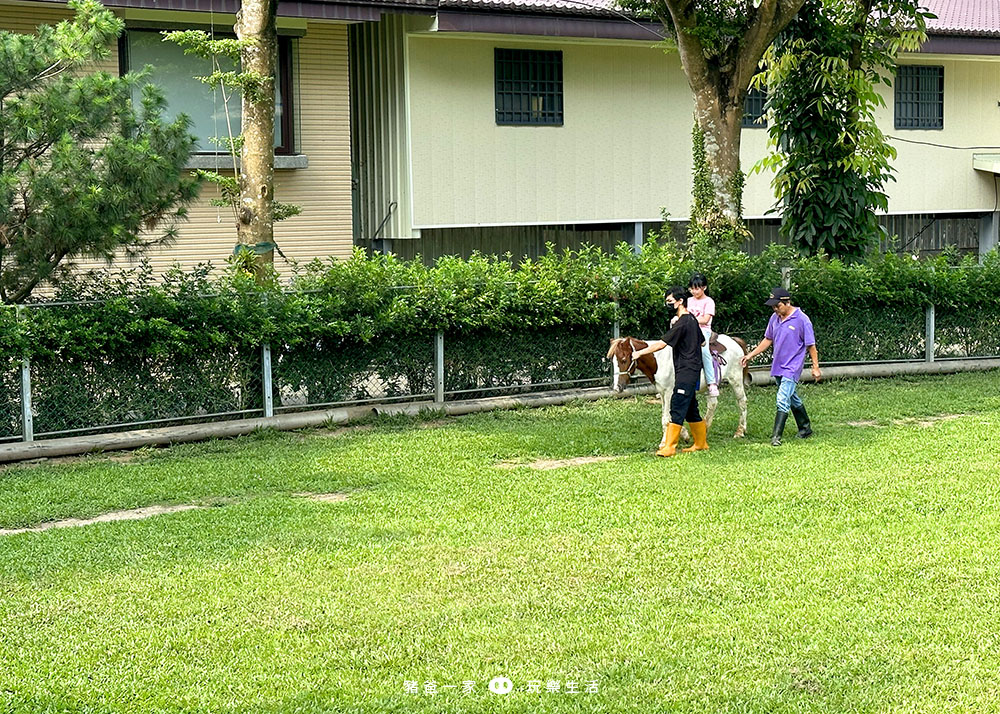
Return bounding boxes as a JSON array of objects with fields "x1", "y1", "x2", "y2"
[
  {"x1": 496, "y1": 456, "x2": 619, "y2": 470},
  {"x1": 0, "y1": 504, "x2": 204, "y2": 536},
  {"x1": 893, "y1": 414, "x2": 965, "y2": 428},
  {"x1": 294, "y1": 493, "x2": 350, "y2": 503}
]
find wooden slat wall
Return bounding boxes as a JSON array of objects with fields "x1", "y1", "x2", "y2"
[
  {"x1": 392, "y1": 213, "x2": 983, "y2": 265},
  {"x1": 392, "y1": 225, "x2": 628, "y2": 264}
]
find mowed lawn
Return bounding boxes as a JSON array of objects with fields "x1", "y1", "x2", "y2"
[{"x1": 1, "y1": 371, "x2": 1000, "y2": 714}]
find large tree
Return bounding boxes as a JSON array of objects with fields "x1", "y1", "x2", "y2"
[
  {"x1": 621, "y1": 0, "x2": 807, "y2": 227},
  {"x1": 167, "y1": 0, "x2": 298, "y2": 270},
  {"x1": 0, "y1": 0, "x2": 199, "y2": 303},
  {"x1": 234, "y1": 0, "x2": 279, "y2": 251},
  {"x1": 757, "y1": 0, "x2": 929, "y2": 257}
]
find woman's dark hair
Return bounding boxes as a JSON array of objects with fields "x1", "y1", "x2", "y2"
[
  {"x1": 665, "y1": 286, "x2": 688, "y2": 306},
  {"x1": 688, "y1": 272, "x2": 708, "y2": 289}
]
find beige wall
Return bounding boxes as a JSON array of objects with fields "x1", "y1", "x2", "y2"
[
  {"x1": 0, "y1": 0, "x2": 354, "y2": 278},
  {"x1": 405, "y1": 32, "x2": 776, "y2": 227},
  {"x1": 876, "y1": 55, "x2": 1000, "y2": 214},
  {"x1": 405, "y1": 32, "x2": 1000, "y2": 228}
]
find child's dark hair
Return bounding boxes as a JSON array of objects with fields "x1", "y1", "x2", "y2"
[
  {"x1": 688, "y1": 272, "x2": 708, "y2": 289},
  {"x1": 666, "y1": 286, "x2": 687, "y2": 306}
]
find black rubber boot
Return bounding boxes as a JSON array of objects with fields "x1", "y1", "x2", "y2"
[
  {"x1": 791, "y1": 403, "x2": 813, "y2": 439},
  {"x1": 771, "y1": 411, "x2": 789, "y2": 446}
]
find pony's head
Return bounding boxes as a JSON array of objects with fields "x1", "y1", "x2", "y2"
[{"x1": 607, "y1": 337, "x2": 646, "y2": 392}]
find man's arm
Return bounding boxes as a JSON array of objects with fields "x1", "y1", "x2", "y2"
[
  {"x1": 740, "y1": 337, "x2": 773, "y2": 367},
  {"x1": 807, "y1": 344, "x2": 821, "y2": 381},
  {"x1": 632, "y1": 340, "x2": 666, "y2": 360}
]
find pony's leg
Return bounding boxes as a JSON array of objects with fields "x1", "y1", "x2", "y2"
[
  {"x1": 704, "y1": 393, "x2": 719, "y2": 432},
  {"x1": 731, "y1": 375, "x2": 749, "y2": 438},
  {"x1": 659, "y1": 391, "x2": 670, "y2": 448}
]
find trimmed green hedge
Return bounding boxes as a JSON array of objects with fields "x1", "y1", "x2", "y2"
[{"x1": 2, "y1": 241, "x2": 1000, "y2": 363}]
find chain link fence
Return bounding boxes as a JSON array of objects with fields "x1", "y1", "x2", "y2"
[
  {"x1": 935, "y1": 304, "x2": 1000, "y2": 358},
  {"x1": 0, "y1": 357, "x2": 21, "y2": 443},
  {"x1": 272, "y1": 334, "x2": 435, "y2": 411},
  {"x1": 23, "y1": 302, "x2": 263, "y2": 439},
  {"x1": 4, "y1": 288, "x2": 1000, "y2": 443},
  {"x1": 443, "y1": 326, "x2": 614, "y2": 400}
]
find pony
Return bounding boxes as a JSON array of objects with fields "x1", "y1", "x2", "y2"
[{"x1": 606, "y1": 334, "x2": 750, "y2": 445}]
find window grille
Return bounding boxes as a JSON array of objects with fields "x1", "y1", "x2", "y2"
[
  {"x1": 495, "y1": 48, "x2": 563, "y2": 126},
  {"x1": 895, "y1": 65, "x2": 944, "y2": 130},
  {"x1": 742, "y1": 87, "x2": 767, "y2": 128}
]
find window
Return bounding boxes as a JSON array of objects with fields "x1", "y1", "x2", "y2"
[
  {"x1": 494, "y1": 48, "x2": 563, "y2": 126},
  {"x1": 123, "y1": 30, "x2": 294, "y2": 153},
  {"x1": 742, "y1": 87, "x2": 767, "y2": 128},
  {"x1": 895, "y1": 65, "x2": 943, "y2": 130}
]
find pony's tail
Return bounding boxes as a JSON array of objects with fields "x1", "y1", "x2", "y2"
[{"x1": 732, "y1": 336, "x2": 752, "y2": 385}]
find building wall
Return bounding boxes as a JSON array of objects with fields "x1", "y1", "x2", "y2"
[
  {"x1": 404, "y1": 31, "x2": 776, "y2": 228},
  {"x1": 349, "y1": 15, "x2": 417, "y2": 246},
  {"x1": 403, "y1": 31, "x2": 1000, "y2": 232},
  {"x1": 0, "y1": 0, "x2": 354, "y2": 278},
  {"x1": 877, "y1": 54, "x2": 1000, "y2": 214}
]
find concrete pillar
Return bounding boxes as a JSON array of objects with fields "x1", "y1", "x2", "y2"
[
  {"x1": 631, "y1": 222, "x2": 644, "y2": 254},
  {"x1": 980, "y1": 211, "x2": 998, "y2": 260}
]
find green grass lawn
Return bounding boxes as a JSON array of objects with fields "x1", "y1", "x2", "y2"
[{"x1": 1, "y1": 371, "x2": 1000, "y2": 713}]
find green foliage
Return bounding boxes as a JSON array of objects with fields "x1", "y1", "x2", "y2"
[
  {"x1": 0, "y1": 243, "x2": 998, "y2": 436},
  {"x1": 756, "y1": 0, "x2": 931, "y2": 258},
  {"x1": 688, "y1": 124, "x2": 750, "y2": 252},
  {"x1": 617, "y1": 0, "x2": 769, "y2": 60},
  {"x1": 0, "y1": 242, "x2": 995, "y2": 365},
  {"x1": 0, "y1": 0, "x2": 200, "y2": 303}
]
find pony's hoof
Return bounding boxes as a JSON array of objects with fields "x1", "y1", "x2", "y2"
[{"x1": 733, "y1": 430, "x2": 746, "y2": 439}]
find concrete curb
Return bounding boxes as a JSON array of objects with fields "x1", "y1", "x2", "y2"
[{"x1": 1, "y1": 359, "x2": 997, "y2": 464}]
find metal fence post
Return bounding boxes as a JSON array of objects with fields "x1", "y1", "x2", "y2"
[
  {"x1": 781, "y1": 266, "x2": 792, "y2": 290},
  {"x1": 20, "y1": 357, "x2": 33, "y2": 442},
  {"x1": 925, "y1": 304, "x2": 935, "y2": 363},
  {"x1": 434, "y1": 331, "x2": 445, "y2": 403},
  {"x1": 262, "y1": 343, "x2": 274, "y2": 417},
  {"x1": 612, "y1": 276, "x2": 620, "y2": 340},
  {"x1": 14, "y1": 306, "x2": 33, "y2": 442}
]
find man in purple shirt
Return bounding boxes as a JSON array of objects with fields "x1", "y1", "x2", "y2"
[{"x1": 740, "y1": 287, "x2": 822, "y2": 446}]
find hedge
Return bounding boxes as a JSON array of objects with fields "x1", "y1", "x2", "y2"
[{"x1": 1, "y1": 241, "x2": 999, "y2": 364}]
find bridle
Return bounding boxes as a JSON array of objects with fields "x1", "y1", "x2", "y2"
[{"x1": 618, "y1": 347, "x2": 639, "y2": 380}]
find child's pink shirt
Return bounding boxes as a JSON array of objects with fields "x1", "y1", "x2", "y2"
[{"x1": 687, "y1": 295, "x2": 716, "y2": 331}]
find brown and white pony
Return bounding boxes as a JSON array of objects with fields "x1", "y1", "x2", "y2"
[{"x1": 606, "y1": 334, "x2": 750, "y2": 444}]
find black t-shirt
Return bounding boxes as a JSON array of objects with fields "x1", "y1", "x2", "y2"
[{"x1": 661, "y1": 313, "x2": 705, "y2": 384}]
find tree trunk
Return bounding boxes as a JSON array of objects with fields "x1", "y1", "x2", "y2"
[
  {"x1": 663, "y1": 0, "x2": 807, "y2": 223},
  {"x1": 692, "y1": 89, "x2": 745, "y2": 220},
  {"x1": 234, "y1": 0, "x2": 277, "y2": 248}
]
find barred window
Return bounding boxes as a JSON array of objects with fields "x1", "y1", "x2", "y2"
[
  {"x1": 494, "y1": 48, "x2": 563, "y2": 126},
  {"x1": 895, "y1": 65, "x2": 944, "y2": 130},
  {"x1": 742, "y1": 87, "x2": 767, "y2": 128}
]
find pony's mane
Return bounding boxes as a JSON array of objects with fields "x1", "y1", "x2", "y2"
[{"x1": 606, "y1": 337, "x2": 649, "y2": 360}]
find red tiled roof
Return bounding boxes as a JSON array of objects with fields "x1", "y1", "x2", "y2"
[
  {"x1": 436, "y1": 0, "x2": 1000, "y2": 36},
  {"x1": 922, "y1": 0, "x2": 1000, "y2": 37}
]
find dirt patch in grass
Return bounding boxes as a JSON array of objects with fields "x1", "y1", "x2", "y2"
[
  {"x1": 0, "y1": 504, "x2": 204, "y2": 536},
  {"x1": 846, "y1": 420, "x2": 882, "y2": 428},
  {"x1": 294, "y1": 492, "x2": 350, "y2": 503},
  {"x1": 496, "y1": 456, "x2": 620, "y2": 470},
  {"x1": 894, "y1": 413, "x2": 965, "y2": 428}
]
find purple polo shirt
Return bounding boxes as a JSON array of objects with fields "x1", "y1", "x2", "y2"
[{"x1": 764, "y1": 307, "x2": 815, "y2": 381}]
